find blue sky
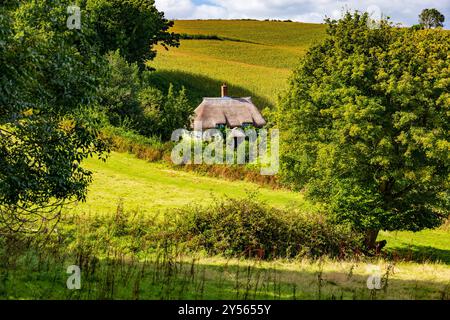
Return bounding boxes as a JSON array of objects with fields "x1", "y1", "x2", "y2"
[{"x1": 155, "y1": 0, "x2": 450, "y2": 27}]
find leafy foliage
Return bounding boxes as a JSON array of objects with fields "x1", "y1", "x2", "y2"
[
  {"x1": 278, "y1": 13, "x2": 449, "y2": 234},
  {"x1": 100, "y1": 51, "x2": 193, "y2": 140},
  {"x1": 153, "y1": 84, "x2": 192, "y2": 139},
  {"x1": 100, "y1": 50, "x2": 142, "y2": 126},
  {"x1": 0, "y1": 0, "x2": 179, "y2": 234},
  {"x1": 86, "y1": 0, "x2": 179, "y2": 68},
  {"x1": 0, "y1": 1, "x2": 110, "y2": 234},
  {"x1": 419, "y1": 8, "x2": 445, "y2": 29},
  {"x1": 175, "y1": 195, "x2": 362, "y2": 259}
]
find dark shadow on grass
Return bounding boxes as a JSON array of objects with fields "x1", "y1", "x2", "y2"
[
  {"x1": 179, "y1": 33, "x2": 264, "y2": 45},
  {"x1": 383, "y1": 245, "x2": 450, "y2": 265},
  {"x1": 145, "y1": 70, "x2": 274, "y2": 109}
]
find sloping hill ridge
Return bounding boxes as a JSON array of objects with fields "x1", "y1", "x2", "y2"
[{"x1": 147, "y1": 20, "x2": 327, "y2": 108}]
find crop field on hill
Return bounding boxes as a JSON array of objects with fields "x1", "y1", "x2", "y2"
[
  {"x1": 170, "y1": 20, "x2": 327, "y2": 46},
  {"x1": 147, "y1": 20, "x2": 327, "y2": 107}
]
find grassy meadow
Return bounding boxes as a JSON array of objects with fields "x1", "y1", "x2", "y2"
[
  {"x1": 71, "y1": 152, "x2": 313, "y2": 216},
  {"x1": 2, "y1": 152, "x2": 449, "y2": 300},
  {"x1": 147, "y1": 20, "x2": 327, "y2": 108},
  {"x1": 3, "y1": 253, "x2": 450, "y2": 300},
  {"x1": 75, "y1": 152, "x2": 450, "y2": 265}
]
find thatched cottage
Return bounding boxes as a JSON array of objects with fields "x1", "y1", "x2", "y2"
[{"x1": 192, "y1": 84, "x2": 266, "y2": 132}]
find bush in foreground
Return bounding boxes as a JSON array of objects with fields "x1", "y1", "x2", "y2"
[
  {"x1": 48, "y1": 196, "x2": 363, "y2": 261},
  {"x1": 174, "y1": 196, "x2": 363, "y2": 259}
]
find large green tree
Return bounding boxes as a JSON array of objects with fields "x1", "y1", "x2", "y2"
[
  {"x1": 1, "y1": 0, "x2": 180, "y2": 235},
  {"x1": 419, "y1": 8, "x2": 445, "y2": 29},
  {"x1": 278, "y1": 13, "x2": 449, "y2": 248},
  {"x1": 86, "y1": 0, "x2": 179, "y2": 68},
  {"x1": 0, "y1": 0, "x2": 110, "y2": 235}
]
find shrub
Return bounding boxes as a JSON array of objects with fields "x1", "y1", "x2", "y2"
[
  {"x1": 174, "y1": 196, "x2": 363, "y2": 259},
  {"x1": 51, "y1": 196, "x2": 363, "y2": 260},
  {"x1": 138, "y1": 84, "x2": 193, "y2": 140},
  {"x1": 137, "y1": 87, "x2": 165, "y2": 137},
  {"x1": 179, "y1": 163, "x2": 280, "y2": 188},
  {"x1": 179, "y1": 33, "x2": 221, "y2": 40},
  {"x1": 100, "y1": 50, "x2": 142, "y2": 126}
]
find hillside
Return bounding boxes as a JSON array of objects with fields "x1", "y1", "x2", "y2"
[
  {"x1": 147, "y1": 20, "x2": 327, "y2": 108},
  {"x1": 71, "y1": 152, "x2": 313, "y2": 216},
  {"x1": 7, "y1": 151, "x2": 448, "y2": 300}
]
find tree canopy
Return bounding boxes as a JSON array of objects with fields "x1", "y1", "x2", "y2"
[
  {"x1": 86, "y1": 0, "x2": 180, "y2": 68},
  {"x1": 0, "y1": 0, "x2": 178, "y2": 234},
  {"x1": 278, "y1": 13, "x2": 449, "y2": 245},
  {"x1": 419, "y1": 8, "x2": 445, "y2": 29},
  {"x1": 0, "y1": 0, "x2": 110, "y2": 234}
]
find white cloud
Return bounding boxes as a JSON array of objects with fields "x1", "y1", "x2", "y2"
[
  {"x1": 155, "y1": 0, "x2": 195, "y2": 19},
  {"x1": 193, "y1": 4, "x2": 228, "y2": 19},
  {"x1": 155, "y1": 0, "x2": 450, "y2": 27}
]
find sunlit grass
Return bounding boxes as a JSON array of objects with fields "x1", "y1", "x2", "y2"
[
  {"x1": 148, "y1": 48, "x2": 289, "y2": 108},
  {"x1": 380, "y1": 229, "x2": 450, "y2": 264},
  {"x1": 3, "y1": 253, "x2": 449, "y2": 300},
  {"x1": 164, "y1": 39, "x2": 304, "y2": 69},
  {"x1": 170, "y1": 20, "x2": 327, "y2": 47},
  {"x1": 69, "y1": 152, "x2": 314, "y2": 216}
]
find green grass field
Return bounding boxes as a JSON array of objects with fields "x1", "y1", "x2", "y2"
[
  {"x1": 147, "y1": 20, "x2": 327, "y2": 108},
  {"x1": 4, "y1": 255, "x2": 450, "y2": 300},
  {"x1": 3, "y1": 153, "x2": 449, "y2": 300},
  {"x1": 4, "y1": 152, "x2": 448, "y2": 300},
  {"x1": 71, "y1": 152, "x2": 314, "y2": 216}
]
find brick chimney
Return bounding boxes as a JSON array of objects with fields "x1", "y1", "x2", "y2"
[{"x1": 221, "y1": 83, "x2": 228, "y2": 97}]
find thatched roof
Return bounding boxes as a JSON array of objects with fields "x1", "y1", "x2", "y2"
[{"x1": 193, "y1": 97, "x2": 266, "y2": 130}]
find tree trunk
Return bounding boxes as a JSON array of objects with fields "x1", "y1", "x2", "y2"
[{"x1": 364, "y1": 229, "x2": 380, "y2": 251}]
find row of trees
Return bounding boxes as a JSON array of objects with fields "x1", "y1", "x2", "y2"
[{"x1": 0, "y1": 0, "x2": 184, "y2": 234}]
